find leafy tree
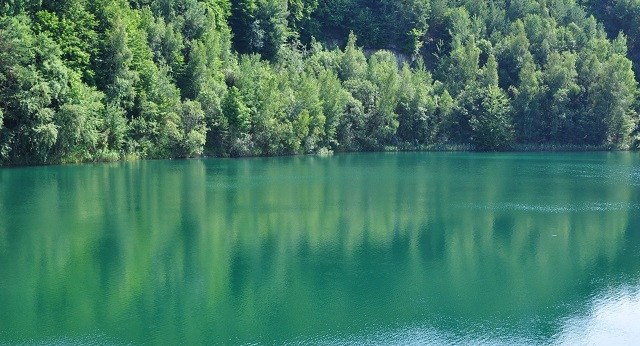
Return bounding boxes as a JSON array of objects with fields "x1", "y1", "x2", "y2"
[
  {"x1": 54, "y1": 75, "x2": 106, "y2": 162},
  {"x1": 437, "y1": 35, "x2": 480, "y2": 95},
  {"x1": 588, "y1": 54, "x2": 638, "y2": 146},
  {"x1": 179, "y1": 99, "x2": 207, "y2": 157},
  {"x1": 221, "y1": 86, "x2": 251, "y2": 154},
  {"x1": 98, "y1": 16, "x2": 139, "y2": 113},
  {"x1": 229, "y1": 0, "x2": 289, "y2": 60},
  {"x1": 339, "y1": 32, "x2": 367, "y2": 81},
  {"x1": 496, "y1": 20, "x2": 532, "y2": 89},
  {"x1": 0, "y1": 16, "x2": 63, "y2": 164},
  {"x1": 292, "y1": 73, "x2": 325, "y2": 153},
  {"x1": 396, "y1": 63, "x2": 437, "y2": 145},
  {"x1": 512, "y1": 59, "x2": 545, "y2": 143},
  {"x1": 317, "y1": 69, "x2": 349, "y2": 149},
  {"x1": 364, "y1": 50, "x2": 399, "y2": 148},
  {"x1": 469, "y1": 86, "x2": 515, "y2": 151},
  {"x1": 335, "y1": 94, "x2": 365, "y2": 151},
  {"x1": 34, "y1": 0, "x2": 99, "y2": 82},
  {"x1": 542, "y1": 51, "x2": 580, "y2": 143}
]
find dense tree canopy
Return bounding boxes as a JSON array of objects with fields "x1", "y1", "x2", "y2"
[{"x1": 0, "y1": 0, "x2": 639, "y2": 165}]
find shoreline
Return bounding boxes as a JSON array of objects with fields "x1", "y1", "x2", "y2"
[{"x1": 1, "y1": 144, "x2": 635, "y2": 168}]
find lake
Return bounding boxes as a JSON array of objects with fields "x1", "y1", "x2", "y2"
[{"x1": 1, "y1": 152, "x2": 640, "y2": 344}]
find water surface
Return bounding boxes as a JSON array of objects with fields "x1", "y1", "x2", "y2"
[{"x1": 1, "y1": 152, "x2": 640, "y2": 344}]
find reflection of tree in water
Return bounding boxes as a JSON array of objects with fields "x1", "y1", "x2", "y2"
[{"x1": 1, "y1": 153, "x2": 640, "y2": 343}]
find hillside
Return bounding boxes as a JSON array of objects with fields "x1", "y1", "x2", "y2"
[{"x1": 0, "y1": 0, "x2": 638, "y2": 165}]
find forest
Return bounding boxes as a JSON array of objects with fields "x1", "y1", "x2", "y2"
[{"x1": 0, "y1": 0, "x2": 639, "y2": 165}]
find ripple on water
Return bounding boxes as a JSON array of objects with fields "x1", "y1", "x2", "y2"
[
  {"x1": 458, "y1": 202, "x2": 640, "y2": 213},
  {"x1": 285, "y1": 320, "x2": 551, "y2": 346},
  {"x1": 19, "y1": 333, "x2": 130, "y2": 346}
]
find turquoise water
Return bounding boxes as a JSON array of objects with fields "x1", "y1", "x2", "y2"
[{"x1": 1, "y1": 152, "x2": 640, "y2": 344}]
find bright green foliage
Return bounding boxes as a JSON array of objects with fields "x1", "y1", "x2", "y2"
[
  {"x1": 293, "y1": 74, "x2": 325, "y2": 153},
  {"x1": 363, "y1": 51, "x2": 399, "y2": 148},
  {"x1": 496, "y1": 20, "x2": 531, "y2": 89},
  {"x1": 512, "y1": 59, "x2": 545, "y2": 143},
  {"x1": 34, "y1": 0, "x2": 99, "y2": 82},
  {"x1": 179, "y1": 100, "x2": 207, "y2": 157},
  {"x1": 587, "y1": 54, "x2": 638, "y2": 145},
  {"x1": 99, "y1": 16, "x2": 139, "y2": 113},
  {"x1": 542, "y1": 51, "x2": 581, "y2": 143},
  {"x1": 339, "y1": 32, "x2": 367, "y2": 81},
  {"x1": 222, "y1": 86, "x2": 250, "y2": 138},
  {"x1": 54, "y1": 77, "x2": 106, "y2": 162},
  {"x1": 0, "y1": 15, "x2": 110, "y2": 164},
  {"x1": 317, "y1": 69, "x2": 348, "y2": 149},
  {"x1": 437, "y1": 35, "x2": 480, "y2": 95},
  {"x1": 450, "y1": 84, "x2": 515, "y2": 151},
  {"x1": 583, "y1": 0, "x2": 640, "y2": 76},
  {"x1": 396, "y1": 63, "x2": 438, "y2": 145},
  {"x1": 221, "y1": 86, "x2": 251, "y2": 156},
  {"x1": 469, "y1": 86, "x2": 515, "y2": 151},
  {"x1": 1, "y1": 0, "x2": 640, "y2": 165}
]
